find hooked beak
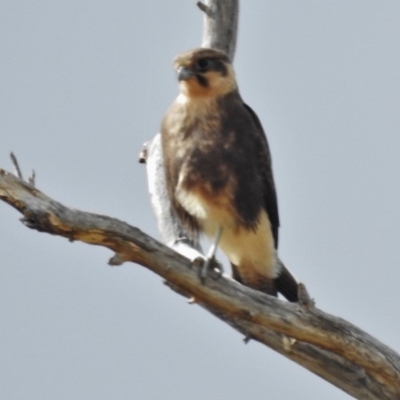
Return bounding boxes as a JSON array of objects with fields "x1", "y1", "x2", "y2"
[{"x1": 177, "y1": 66, "x2": 195, "y2": 81}]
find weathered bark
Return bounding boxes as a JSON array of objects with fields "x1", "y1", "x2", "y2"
[
  {"x1": 1, "y1": 169, "x2": 400, "y2": 399},
  {"x1": 198, "y1": 0, "x2": 239, "y2": 58}
]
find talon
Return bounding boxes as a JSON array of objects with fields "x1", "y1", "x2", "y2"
[
  {"x1": 199, "y1": 256, "x2": 223, "y2": 283},
  {"x1": 191, "y1": 256, "x2": 205, "y2": 269},
  {"x1": 198, "y1": 226, "x2": 223, "y2": 283},
  {"x1": 200, "y1": 257, "x2": 211, "y2": 283},
  {"x1": 190, "y1": 256, "x2": 211, "y2": 283}
]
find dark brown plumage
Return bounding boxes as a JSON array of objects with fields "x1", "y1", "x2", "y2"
[{"x1": 161, "y1": 48, "x2": 298, "y2": 301}]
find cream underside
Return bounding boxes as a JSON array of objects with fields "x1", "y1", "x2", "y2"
[{"x1": 176, "y1": 187, "x2": 277, "y2": 280}]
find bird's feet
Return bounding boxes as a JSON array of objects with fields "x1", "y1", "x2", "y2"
[
  {"x1": 191, "y1": 226, "x2": 223, "y2": 283},
  {"x1": 192, "y1": 255, "x2": 223, "y2": 283}
]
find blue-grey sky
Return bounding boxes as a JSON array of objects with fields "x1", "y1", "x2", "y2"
[{"x1": 1, "y1": 1, "x2": 400, "y2": 399}]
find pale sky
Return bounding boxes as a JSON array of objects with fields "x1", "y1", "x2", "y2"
[{"x1": 1, "y1": 1, "x2": 400, "y2": 399}]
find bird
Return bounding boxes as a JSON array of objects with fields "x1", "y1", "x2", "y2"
[{"x1": 160, "y1": 48, "x2": 298, "y2": 302}]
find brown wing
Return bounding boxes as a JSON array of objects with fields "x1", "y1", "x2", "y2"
[
  {"x1": 216, "y1": 92, "x2": 280, "y2": 248},
  {"x1": 239, "y1": 103, "x2": 300, "y2": 301},
  {"x1": 243, "y1": 103, "x2": 280, "y2": 248},
  {"x1": 221, "y1": 95, "x2": 297, "y2": 300}
]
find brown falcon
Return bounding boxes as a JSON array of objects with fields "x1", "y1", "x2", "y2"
[{"x1": 161, "y1": 48, "x2": 298, "y2": 301}]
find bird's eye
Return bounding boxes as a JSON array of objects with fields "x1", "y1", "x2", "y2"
[{"x1": 196, "y1": 58, "x2": 210, "y2": 71}]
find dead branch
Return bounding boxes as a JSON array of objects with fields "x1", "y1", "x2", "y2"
[
  {"x1": 10, "y1": 152, "x2": 35, "y2": 185},
  {"x1": 1, "y1": 169, "x2": 400, "y2": 399},
  {"x1": 198, "y1": 0, "x2": 239, "y2": 58}
]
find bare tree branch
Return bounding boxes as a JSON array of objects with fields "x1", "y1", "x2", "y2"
[
  {"x1": 1, "y1": 169, "x2": 400, "y2": 399},
  {"x1": 10, "y1": 152, "x2": 23, "y2": 180},
  {"x1": 10, "y1": 152, "x2": 35, "y2": 186},
  {"x1": 198, "y1": 0, "x2": 238, "y2": 59}
]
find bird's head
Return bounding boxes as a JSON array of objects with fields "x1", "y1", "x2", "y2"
[{"x1": 173, "y1": 48, "x2": 237, "y2": 99}]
